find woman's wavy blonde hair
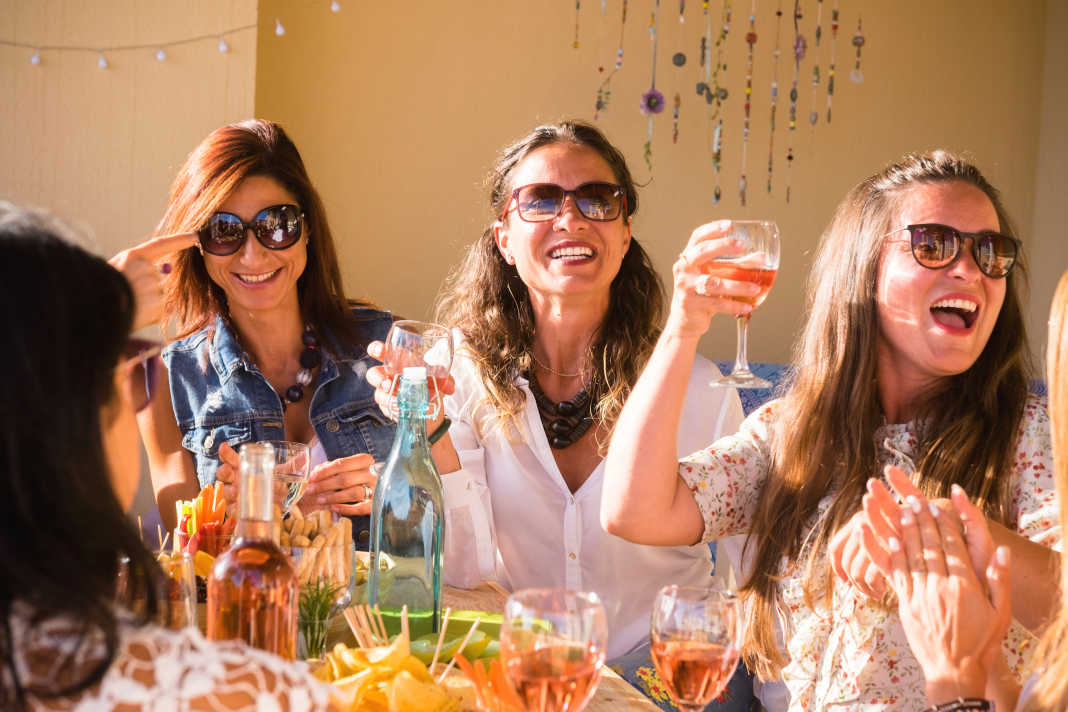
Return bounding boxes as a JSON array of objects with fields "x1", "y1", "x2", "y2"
[
  {"x1": 435, "y1": 121, "x2": 664, "y2": 449},
  {"x1": 740, "y1": 150, "x2": 1032, "y2": 679},
  {"x1": 1024, "y1": 268, "x2": 1068, "y2": 711}
]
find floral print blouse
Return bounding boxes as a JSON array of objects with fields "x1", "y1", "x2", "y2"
[{"x1": 678, "y1": 394, "x2": 1059, "y2": 711}]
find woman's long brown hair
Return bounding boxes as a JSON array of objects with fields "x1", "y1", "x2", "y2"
[
  {"x1": 434, "y1": 121, "x2": 664, "y2": 449},
  {"x1": 157, "y1": 119, "x2": 372, "y2": 350},
  {"x1": 1023, "y1": 269, "x2": 1068, "y2": 711},
  {"x1": 740, "y1": 151, "x2": 1031, "y2": 678}
]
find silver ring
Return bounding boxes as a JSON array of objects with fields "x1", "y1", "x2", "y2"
[
  {"x1": 678, "y1": 251, "x2": 690, "y2": 266},
  {"x1": 696, "y1": 274, "x2": 713, "y2": 296},
  {"x1": 362, "y1": 484, "x2": 372, "y2": 501}
]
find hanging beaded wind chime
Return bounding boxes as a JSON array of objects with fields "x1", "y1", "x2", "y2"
[
  {"x1": 700, "y1": 0, "x2": 731, "y2": 203},
  {"x1": 850, "y1": 15, "x2": 865, "y2": 83},
  {"x1": 639, "y1": 0, "x2": 665, "y2": 172},
  {"x1": 825, "y1": 0, "x2": 839, "y2": 120},
  {"x1": 766, "y1": 0, "x2": 784, "y2": 195},
  {"x1": 671, "y1": 0, "x2": 686, "y2": 143},
  {"x1": 808, "y1": 0, "x2": 823, "y2": 139},
  {"x1": 738, "y1": 0, "x2": 757, "y2": 206},
  {"x1": 785, "y1": 0, "x2": 805, "y2": 203},
  {"x1": 594, "y1": 0, "x2": 629, "y2": 118}
]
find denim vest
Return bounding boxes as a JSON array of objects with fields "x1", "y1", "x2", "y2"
[{"x1": 163, "y1": 308, "x2": 396, "y2": 546}]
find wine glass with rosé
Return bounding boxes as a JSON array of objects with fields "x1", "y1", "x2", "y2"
[
  {"x1": 382, "y1": 320, "x2": 453, "y2": 419},
  {"x1": 707, "y1": 220, "x2": 780, "y2": 388},
  {"x1": 500, "y1": 588, "x2": 607, "y2": 712},
  {"x1": 650, "y1": 584, "x2": 742, "y2": 712}
]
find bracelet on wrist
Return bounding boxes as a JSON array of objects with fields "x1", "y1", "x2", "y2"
[
  {"x1": 925, "y1": 698, "x2": 993, "y2": 712},
  {"x1": 428, "y1": 417, "x2": 451, "y2": 445}
]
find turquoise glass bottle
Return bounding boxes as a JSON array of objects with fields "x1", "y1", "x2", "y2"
[{"x1": 368, "y1": 366, "x2": 445, "y2": 636}]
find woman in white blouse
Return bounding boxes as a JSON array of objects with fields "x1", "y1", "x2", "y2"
[{"x1": 368, "y1": 120, "x2": 753, "y2": 659}]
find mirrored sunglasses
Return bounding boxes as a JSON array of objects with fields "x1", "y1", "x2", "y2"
[
  {"x1": 886, "y1": 223, "x2": 1020, "y2": 279},
  {"x1": 502, "y1": 182, "x2": 626, "y2": 223},
  {"x1": 198, "y1": 204, "x2": 304, "y2": 256}
]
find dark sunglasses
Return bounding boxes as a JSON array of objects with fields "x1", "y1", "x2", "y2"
[
  {"x1": 501, "y1": 182, "x2": 626, "y2": 223},
  {"x1": 120, "y1": 339, "x2": 162, "y2": 413},
  {"x1": 198, "y1": 204, "x2": 304, "y2": 256},
  {"x1": 885, "y1": 223, "x2": 1020, "y2": 279}
]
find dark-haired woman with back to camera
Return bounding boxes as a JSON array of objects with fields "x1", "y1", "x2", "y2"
[
  {"x1": 0, "y1": 204, "x2": 339, "y2": 711},
  {"x1": 123, "y1": 119, "x2": 395, "y2": 544}
]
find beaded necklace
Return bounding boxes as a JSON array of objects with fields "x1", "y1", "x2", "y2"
[
  {"x1": 230, "y1": 320, "x2": 320, "y2": 410},
  {"x1": 527, "y1": 373, "x2": 597, "y2": 450}
]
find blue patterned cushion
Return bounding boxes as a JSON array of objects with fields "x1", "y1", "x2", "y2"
[
  {"x1": 611, "y1": 641, "x2": 757, "y2": 711},
  {"x1": 713, "y1": 362, "x2": 791, "y2": 415}
]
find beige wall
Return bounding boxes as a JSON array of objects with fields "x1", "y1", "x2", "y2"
[
  {"x1": 0, "y1": 0, "x2": 258, "y2": 258},
  {"x1": 1031, "y1": 0, "x2": 1068, "y2": 372},
  {"x1": 0, "y1": 0, "x2": 258, "y2": 522},
  {"x1": 256, "y1": 0, "x2": 1057, "y2": 367},
  {"x1": 0, "y1": 2, "x2": 1063, "y2": 520}
]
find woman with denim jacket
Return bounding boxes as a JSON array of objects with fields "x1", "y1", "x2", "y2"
[{"x1": 131, "y1": 119, "x2": 395, "y2": 543}]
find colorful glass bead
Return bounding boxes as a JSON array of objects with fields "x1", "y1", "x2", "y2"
[{"x1": 673, "y1": 52, "x2": 687, "y2": 66}]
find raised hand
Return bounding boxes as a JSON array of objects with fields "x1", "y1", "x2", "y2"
[
  {"x1": 108, "y1": 232, "x2": 198, "y2": 330},
  {"x1": 860, "y1": 467, "x2": 1011, "y2": 704},
  {"x1": 667, "y1": 220, "x2": 760, "y2": 339},
  {"x1": 828, "y1": 508, "x2": 889, "y2": 600}
]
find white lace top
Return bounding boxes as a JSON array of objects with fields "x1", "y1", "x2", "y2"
[{"x1": 7, "y1": 602, "x2": 338, "y2": 711}]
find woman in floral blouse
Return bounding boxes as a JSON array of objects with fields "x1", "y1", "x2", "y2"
[{"x1": 602, "y1": 151, "x2": 1060, "y2": 711}]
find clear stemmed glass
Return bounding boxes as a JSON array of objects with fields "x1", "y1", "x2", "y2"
[
  {"x1": 382, "y1": 320, "x2": 453, "y2": 419},
  {"x1": 259, "y1": 440, "x2": 311, "y2": 515},
  {"x1": 707, "y1": 220, "x2": 780, "y2": 389},
  {"x1": 649, "y1": 584, "x2": 742, "y2": 712},
  {"x1": 500, "y1": 588, "x2": 607, "y2": 712}
]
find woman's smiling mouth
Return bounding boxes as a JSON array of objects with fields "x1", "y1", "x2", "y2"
[
  {"x1": 235, "y1": 268, "x2": 281, "y2": 285},
  {"x1": 930, "y1": 296, "x2": 979, "y2": 330}
]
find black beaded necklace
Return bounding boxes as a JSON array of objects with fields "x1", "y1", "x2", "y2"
[
  {"x1": 229, "y1": 319, "x2": 321, "y2": 410},
  {"x1": 280, "y1": 326, "x2": 321, "y2": 409},
  {"x1": 527, "y1": 372, "x2": 597, "y2": 449}
]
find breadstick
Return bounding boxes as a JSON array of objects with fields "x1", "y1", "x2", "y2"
[
  {"x1": 295, "y1": 535, "x2": 325, "y2": 582},
  {"x1": 340, "y1": 517, "x2": 353, "y2": 584},
  {"x1": 322, "y1": 522, "x2": 342, "y2": 585}
]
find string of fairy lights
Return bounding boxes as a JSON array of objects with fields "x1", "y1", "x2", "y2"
[{"x1": 0, "y1": 2, "x2": 342, "y2": 68}]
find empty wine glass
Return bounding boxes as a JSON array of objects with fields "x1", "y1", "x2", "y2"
[
  {"x1": 500, "y1": 588, "x2": 607, "y2": 712},
  {"x1": 382, "y1": 320, "x2": 453, "y2": 418},
  {"x1": 706, "y1": 220, "x2": 780, "y2": 388},
  {"x1": 259, "y1": 440, "x2": 311, "y2": 516},
  {"x1": 650, "y1": 584, "x2": 742, "y2": 711}
]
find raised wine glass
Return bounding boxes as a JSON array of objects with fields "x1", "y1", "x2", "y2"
[
  {"x1": 382, "y1": 320, "x2": 453, "y2": 419},
  {"x1": 500, "y1": 588, "x2": 607, "y2": 712},
  {"x1": 706, "y1": 220, "x2": 780, "y2": 388},
  {"x1": 650, "y1": 584, "x2": 742, "y2": 712}
]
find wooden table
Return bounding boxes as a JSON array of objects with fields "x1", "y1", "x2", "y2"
[{"x1": 442, "y1": 583, "x2": 660, "y2": 712}]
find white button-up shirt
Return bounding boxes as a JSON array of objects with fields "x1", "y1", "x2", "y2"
[{"x1": 441, "y1": 349, "x2": 745, "y2": 659}]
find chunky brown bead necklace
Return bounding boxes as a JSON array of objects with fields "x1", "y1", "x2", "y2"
[{"x1": 527, "y1": 372, "x2": 596, "y2": 449}]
